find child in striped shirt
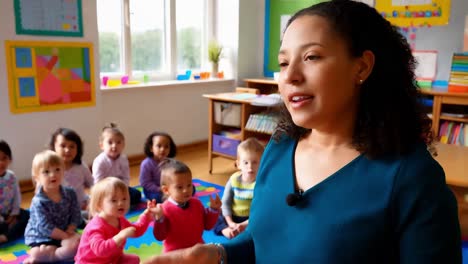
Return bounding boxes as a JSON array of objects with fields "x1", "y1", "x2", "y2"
[{"x1": 213, "y1": 137, "x2": 264, "y2": 239}]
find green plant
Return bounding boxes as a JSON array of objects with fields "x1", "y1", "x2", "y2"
[{"x1": 208, "y1": 40, "x2": 222, "y2": 64}]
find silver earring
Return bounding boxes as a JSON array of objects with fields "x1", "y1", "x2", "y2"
[{"x1": 359, "y1": 79, "x2": 364, "y2": 84}]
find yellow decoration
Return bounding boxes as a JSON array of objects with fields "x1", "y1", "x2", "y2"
[
  {"x1": 4, "y1": 40, "x2": 95, "y2": 114},
  {"x1": 375, "y1": 0, "x2": 450, "y2": 27}
]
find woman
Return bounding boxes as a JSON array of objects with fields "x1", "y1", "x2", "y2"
[{"x1": 144, "y1": 1, "x2": 461, "y2": 263}]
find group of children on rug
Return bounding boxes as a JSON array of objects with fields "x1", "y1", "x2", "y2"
[{"x1": 0, "y1": 125, "x2": 264, "y2": 263}]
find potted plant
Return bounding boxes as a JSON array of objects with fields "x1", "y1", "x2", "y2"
[{"x1": 208, "y1": 40, "x2": 222, "y2": 77}]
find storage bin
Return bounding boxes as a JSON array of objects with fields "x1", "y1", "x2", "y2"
[
  {"x1": 212, "y1": 134, "x2": 240, "y2": 157},
  {"x1": 214, "y1": 102, "x2": 241, "y2": 127}
]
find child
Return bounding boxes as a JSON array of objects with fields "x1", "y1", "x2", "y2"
[
  {"x1": 0, "y1": 140, "x2": 29, "y2": 244},
  {"x1": 213, "y1": 138, "x2": 264, "y2": 239},
  {"x1": 75, "y1": 177, "x2": 159, "y2": 264},
  {"x1": 49, "y1": 128, "x2": 93, "y2": 211},
  {"x1": 24, "y1": 150, "x2": 81, "y2": 264},
  {"x1": 139, "y1": 131, "x2": 176, "y2": 203},
  {"x1": 152, "y1": 158, "x2": 221, "y2": 252},
  {"x1": 92, "y1": 123, "x2": 141, "y2": 206}
]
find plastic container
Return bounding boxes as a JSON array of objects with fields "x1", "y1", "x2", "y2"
[{"x1": 212, "y1": 134, "x2": 240, "y2": 156}]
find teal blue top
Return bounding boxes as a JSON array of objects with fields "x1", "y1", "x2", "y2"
[{"x1": 223, "y1": 136, "x2": 461, "y2": 263}]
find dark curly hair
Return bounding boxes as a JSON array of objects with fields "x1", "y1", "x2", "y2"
[
  {"x1": 0, "y1": 140, "x2": 12, "y2": 160},
  {"x1": 143, "y1": 131, "x2": 177, "y2": 158},
  {"x1": 273, "y1": 0, "x2": 433, "y2": 158},
  {"x1": 49, "y1": 127, "x2": 84, "y2": 165}
]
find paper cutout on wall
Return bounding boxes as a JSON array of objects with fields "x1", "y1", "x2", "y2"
[
  {"x1": 376, "y1": 0, "x2": 450, "y2": 27},
  {"x1": 14, "y1": 0, "x2": 83, "y2": 37},
  {"x1": 392, "y1": 0, "x2": 431, "y2": 6},
  {"x1": 355, "y1": 0, "x2": 375, "y2": 7},
  {"x1": 413, "y1": 50, "x2": 437, "y2": 80},
  {"x1": 5, "y1": 41, "x2": 95, "y2": 114}
]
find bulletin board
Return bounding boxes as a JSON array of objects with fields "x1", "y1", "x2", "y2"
[
  {"x1": 14, "y1": 0, "x2": 84, "y2": 37},
  {"x1": 4, "y1": 41, "x2": 95, "y2": 114},
  {"x1": 264, "y1": 0, "x2": 325, "y2": 77},
  {"x1": 375, "y1": 0, "x2": 450, "y2": 27}
]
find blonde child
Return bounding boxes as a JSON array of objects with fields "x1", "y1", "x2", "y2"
[
  {"x1": 24, "y1": 150, "x2": 81, "y2": 264},
  {"x1": 92, "y1": 123, "x2": 141, "y2": 206},
  {"x1": 152, "y1": 158, "x2": 222, "y2": 252},
  {"x1": 49, "y1": 128, "x2": 93, "y2": 227},
  {"x1": 214, "y1": 138, "x2": 264, "y2": 239},
  {"x1": 75, "y1": 177, "x2": 158, "y2": 264},
  {"x1": 0, "y1": 140, "x2": 29, "y2": 244}
]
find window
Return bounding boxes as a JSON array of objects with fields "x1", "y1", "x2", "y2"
[
  {"x1": 176, "y1": 0, "x2": 204, "y2": 71},
  {"x1": 97, "y1": 0, "x2": 213, "y2": 81},
  {"x1": 97, "y1": 0, "x2": 123, "y2": 74}
]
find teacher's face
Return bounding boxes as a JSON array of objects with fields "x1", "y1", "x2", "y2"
[{"x1": 278, "y1": 15, "x2": 361, "y2": 130}]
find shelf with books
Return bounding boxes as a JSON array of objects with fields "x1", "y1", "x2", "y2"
[
  {"x1": 203, "y1": 92, "x2": 279, "y2": 173},
  {"x1": 245, "y1": 112, "x2": 279, "y2": 135},
  {"x1": 438, "y1": 121, "x2": 467, "y2": 146},
  {"x1": 420, "y1": 90, "x2": 468, "y2": 144},
  {"x1": 440, "y1": 115, "x2": 468, "y2": 123}
]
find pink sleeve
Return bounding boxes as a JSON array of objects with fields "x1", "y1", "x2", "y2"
[
  {"x1": 88, "y1": 229, "x2": 120, "y2": 257},
  {"x1": 126, "y1": 212, "x2": 152, "y2": 237}
]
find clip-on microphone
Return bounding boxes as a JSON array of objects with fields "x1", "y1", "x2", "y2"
[{"x1": 286, "y1": 189, "x2": 304, "y2": 206}]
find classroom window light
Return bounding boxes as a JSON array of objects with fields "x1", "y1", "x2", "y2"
[
  {"x1": 96, "y1": 0, "x2": 213, "y2": 82},
  {"x1": 97, "y1": 0, "x2": 123, "y2": 76}
]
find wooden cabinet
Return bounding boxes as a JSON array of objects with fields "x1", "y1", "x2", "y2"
[
  {"x1": 243, "y1": 78, "x2": 278, "y2": 94},
  {"x1": 203, "y1": 93, "x2": 273, "y2": 173},
  {"x1": 420, "y1": 90, "x2": 468, "y2": 137},
  {"x1": 420, "y1": 90, "x2": 468, "y2": 236},
  {"x1": 202, "y1": 79, "x2": 281, "y2": 173}
]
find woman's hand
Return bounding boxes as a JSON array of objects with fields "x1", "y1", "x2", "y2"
[{"x1": 143, "y1": 243, "x2": 220, "y2": 264}]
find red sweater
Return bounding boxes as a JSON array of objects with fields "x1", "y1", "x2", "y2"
[{"x1": 153, "y1": 197, "x2": 219, "y2": 252}]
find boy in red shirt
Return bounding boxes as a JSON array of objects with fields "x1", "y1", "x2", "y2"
[{"x1": 152, "y1": 159, "x2": 221, "y2": 252}]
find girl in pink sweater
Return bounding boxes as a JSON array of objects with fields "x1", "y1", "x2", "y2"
[
  {"x1": 75, "y1": 177, "x2": 159, "y2": 264},
  {"x1": 152, "y1": 159, "x2": 221, "y2": 252}
]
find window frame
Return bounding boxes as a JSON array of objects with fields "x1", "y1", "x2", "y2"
[{"x1": 98, "y1": 0, "x2": 216, "y2": 82}]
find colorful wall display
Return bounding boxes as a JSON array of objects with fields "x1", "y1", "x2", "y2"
[
  {"x1": 375, "y1": 0, "x2": 450, "y2": 27},
  {"x1": 264, "y1": 0, "x2": 324, "y2": 77},
  {"x1": 5, "y1": 41, "x2": 95, "y2": 114},
  {"x1": 14, "y1": 0, "x2": 83, "y2": 37}
]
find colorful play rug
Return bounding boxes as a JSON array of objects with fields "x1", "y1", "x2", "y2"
[{"x1": 0, "y1": 179, "x2": 227, "y2": 264}]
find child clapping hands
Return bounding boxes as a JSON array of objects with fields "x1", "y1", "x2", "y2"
[
  {"x1": 75, "y1": 177, "x2": 160, "y2": 264},
  {"x1": 152, "y1": 159, "x2": 221, "y2": 252}
]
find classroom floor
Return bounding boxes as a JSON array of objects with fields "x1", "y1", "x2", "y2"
[{"x1": 20, "y1": 143, "x2": 235, "y2": 208}]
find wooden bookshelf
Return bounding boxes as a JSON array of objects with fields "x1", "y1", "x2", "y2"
[
  {"x1": 203, "y1": 92, "x2": 273, "y2": 173},
  {"x1": 243, "y1": 78, "x2": 279, "y2": 94},
  {"x1": 420, "y1": 89, "x2": 468, "y2": 137},
  {"x1": 420, "y1": 89, "x2": 468, "y2": 235}
]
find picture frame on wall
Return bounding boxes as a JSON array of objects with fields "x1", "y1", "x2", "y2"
[
  {"x1": 14, "y1": 0, "x2": 84, "y2": 37},
  {"x1": 4, "y1": 40, "x2": 95, "y2": 114}
]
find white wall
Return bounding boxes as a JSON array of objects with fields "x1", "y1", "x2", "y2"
[
  {"x1": 415, "y1": 0, "x2": 468, "y2": 81},
  {"x1": 0, "y1": 0, "x2": 236, "y2": 181},
  {"x1": 0, "y1": 0, "x2": 103, "y2": 181},
  {"x1": 101, "y1": 81, "x2": 233, "y2": 155},
  {"x1": 237, "y1": 0, "x2": 264, "y2": 82}
]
